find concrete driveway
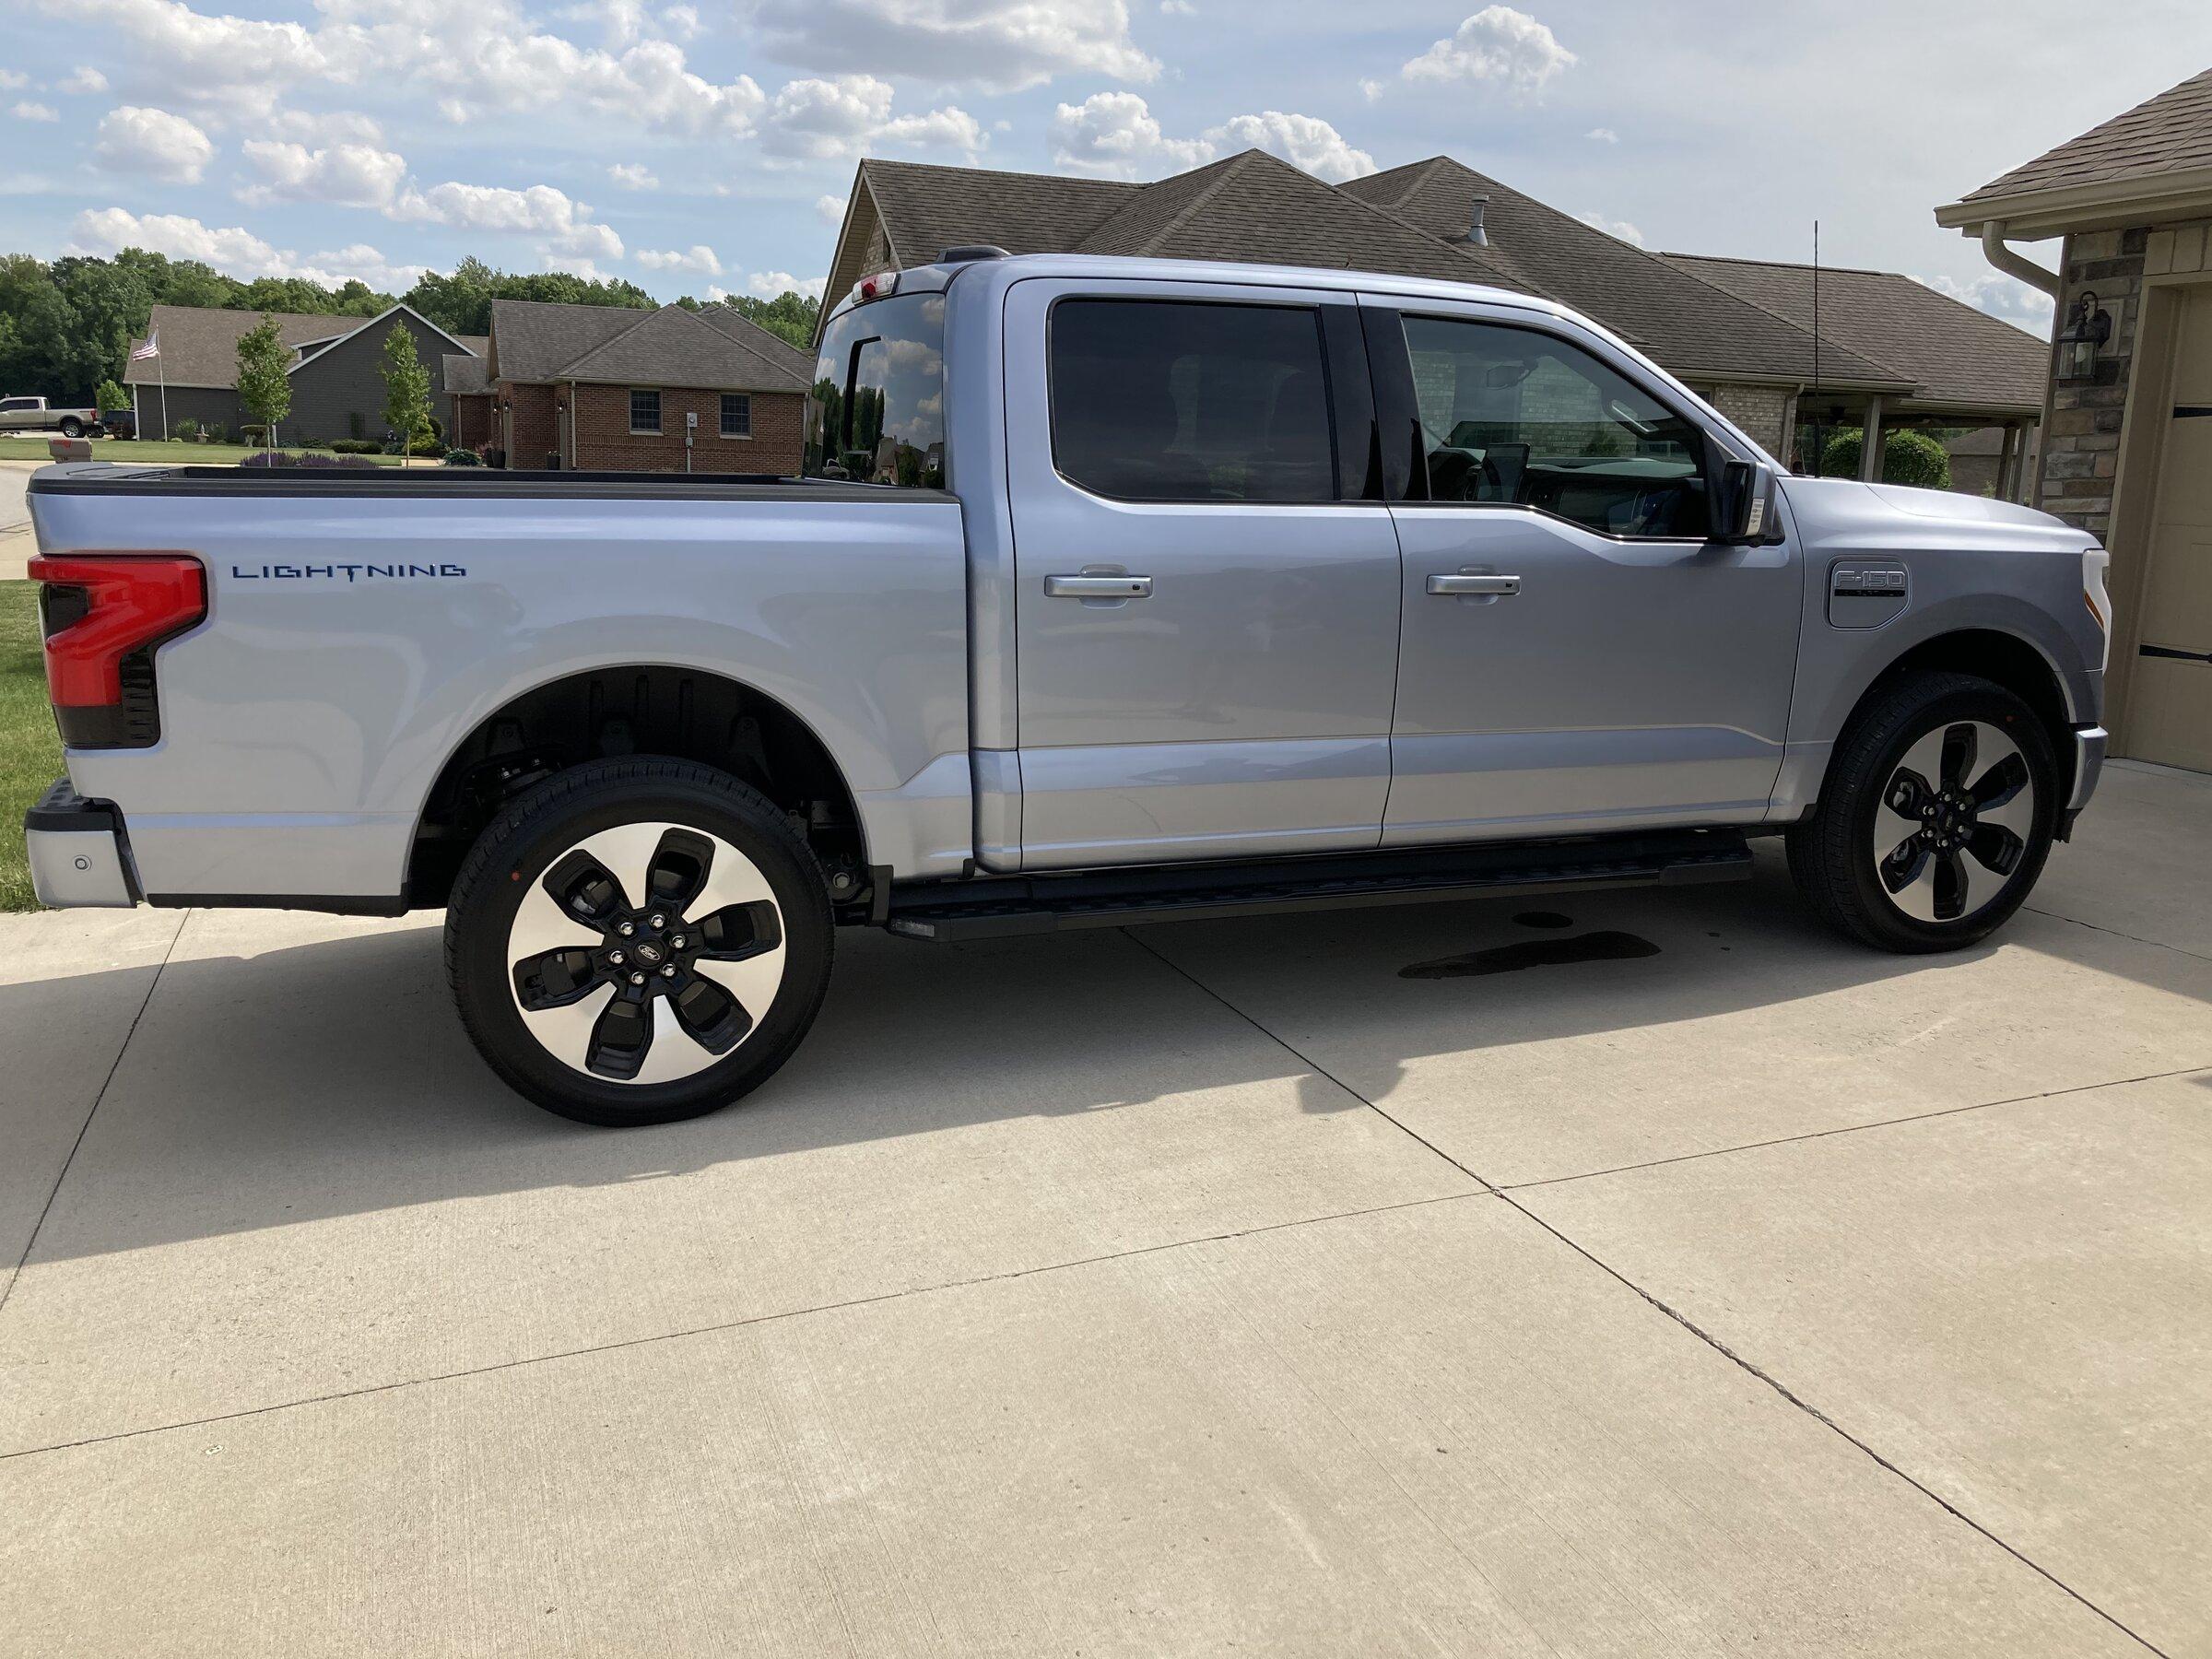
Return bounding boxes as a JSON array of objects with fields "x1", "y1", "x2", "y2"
[
  {"x1": 0, "y1": 461, "x2": 34, "y2": 581},
  {"x1": 2, "y1": 760, "x2": 2206, "y2": 1657}
]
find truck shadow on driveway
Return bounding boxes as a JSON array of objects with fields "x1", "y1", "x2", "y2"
[{"x1": 6, "y1": 851, "x2": 2209, "y2": 1266}]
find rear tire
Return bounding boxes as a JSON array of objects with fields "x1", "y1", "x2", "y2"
[
  {"x1": 1787, "y1": 671, "x2": 2057, "y2": 953},
  {"x1": 445, "y1": 758, "x2": 833, "y2": 1126},
  {"x1": 58, "y1": 418, "x2": 83, "y2": 438}
]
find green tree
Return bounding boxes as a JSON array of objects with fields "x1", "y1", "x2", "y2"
[
  {"x1": 722, "y1": 289, "x2": 819, "y2": 350},
  {"x1": 96, "y1": 378, "x2": 129, "y2": 414},
  {"x1": 1819, "y1": 427, "x2": 1952, "y2": 489},
  {"x1": 234, "y1": 313, "x2": 292, "y2": 446},
  {"x1": 380, "y1": 323, "x2": 432, "y2": 465}
]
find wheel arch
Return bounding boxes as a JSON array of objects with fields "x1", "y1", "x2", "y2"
[
  {"x1": 406, "y1": 662, "x2": 866, "y2": 908},
  {"x1": 1841, "y1": 628, "x2": 2077, "y2": 803}
]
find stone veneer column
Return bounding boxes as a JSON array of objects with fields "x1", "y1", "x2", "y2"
[{"x1": 2038, "y1": 227, "x2": 2150, "y2": 544}]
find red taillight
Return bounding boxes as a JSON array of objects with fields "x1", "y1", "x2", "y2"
[
  {"x1": 853, "y1": 268, "x2": 900, "y2": 303},
  {"x1": 29, "y1": 554, "x2": 206, "y2": 747}
]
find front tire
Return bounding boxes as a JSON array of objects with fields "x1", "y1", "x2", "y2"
[
  {"x1": 445, "y1": 759, "x2": 833, "y2": 1126},
  {"x1": 1787, "y1": 671, "x2": 2057, "y2": 953}
]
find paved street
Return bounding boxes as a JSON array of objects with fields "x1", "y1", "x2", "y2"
[
  {"x1": 0, "y1": 759, "x2": 2206, "y2": 1657},
  {"x1": 0, "y1": 462, "x2": 33, "y2": 581}
]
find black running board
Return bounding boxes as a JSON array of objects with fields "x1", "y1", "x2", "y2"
[{"x1": 883, "y1": 830, "x2": 1751, "y2": 942}]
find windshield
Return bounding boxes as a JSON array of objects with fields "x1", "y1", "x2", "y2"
[{"x1": 806, "y1": 292, "x2": 947, "y2": 488}]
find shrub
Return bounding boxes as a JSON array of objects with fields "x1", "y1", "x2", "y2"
[
  {"x1": 1818, "y1": 427, "x2": 1952, "y2": 490},
  {"x1": 328, "y1": 438, "x2": 382, "y2": 454},
  {"x1": 408, "y1": 433, "x2": 442, "y2": 457},
  {"x1": 441, "y1": 447, "x2": 483, "y2": 466},
  {"x1": 173, "y1": 418, "x2": 200, "y2": 441},
  {"x1": 239, "y1": 451, "x2": 381, "y2": 469},
  {"x1": 206, "y1": 424, "x2": 229, "y2": 444},
  {"x1": 96, "y1": 379, "x2": 130, "y2": 414}
]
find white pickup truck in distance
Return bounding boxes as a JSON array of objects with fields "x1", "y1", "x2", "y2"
[
  {"x1": 23, "y1": 251, "x2": 2112, "y2": 1126},
  {"x1": 0, "y1": 396, "x2": 105, "y2": 438}
]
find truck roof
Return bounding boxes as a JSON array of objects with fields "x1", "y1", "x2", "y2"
[{"x1": 824, "y1": 251, "x2": 1571, "y2": 332}]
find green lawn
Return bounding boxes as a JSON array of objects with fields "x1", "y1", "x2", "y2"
[
  {"x1": 0, "y1": 437, "x2": 407, "y2": 466},
  {"x1": 1, "y1": 582, "x2": 64, "y2": 912}
]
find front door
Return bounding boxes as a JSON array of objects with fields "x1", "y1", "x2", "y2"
[
  {"x1": 1006, "y1": 278, "x2": 1401, "y2": 869},
  {"x1": 2126, "y1": 282, "x2": 2212, "y2": 771},
  {"x1": 1369, "y1": 301, "x2": 1800, "y2": 841}
]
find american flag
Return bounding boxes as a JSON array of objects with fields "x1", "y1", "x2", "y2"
[{"x1": 130, "y1": 329, "x2": 159, "y2": 361}]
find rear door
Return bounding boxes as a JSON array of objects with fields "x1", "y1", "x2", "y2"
[
  {"x1": 1005, "y1": 276, "x2": 1400, "y2": 869},
  {"x1": 1367, "y1": 299, "x2": 1799, "y2": 841}
]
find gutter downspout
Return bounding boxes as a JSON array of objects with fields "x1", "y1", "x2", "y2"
[
  {"x1": 567, "y1": 380, "x2": 578, "y2": 469},
  {"x1": 1980, "y1": 222, "x2": 2060, "y2": 297}
]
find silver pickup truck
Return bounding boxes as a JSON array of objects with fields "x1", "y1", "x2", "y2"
[{"x1": 23, "y1": 252, "x2": 2111, "y2": 1125}]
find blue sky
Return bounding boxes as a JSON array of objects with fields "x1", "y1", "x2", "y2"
[{"x1": 6, "y1": 0, "x2": 2208, "y2": 332}]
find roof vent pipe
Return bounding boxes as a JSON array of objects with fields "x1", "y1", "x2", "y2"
[
  {"x1": 1980, "y1": 221, "x2": 2059, "y2": 299},
  {"x1": 1456, "y1": 195, "x2": 1489, "y2": 248}
]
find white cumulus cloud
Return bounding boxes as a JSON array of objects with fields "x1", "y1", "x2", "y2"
[
  {"x1": 393, "y1": 180, "x2": 624, "y2": 261},
  {"x1": 61, "y1": 66, "x2": 112, "y2": 95},
  {"x1": 816, "y1": 193, "x2": 846, "y2": 225},
  {"x1": 636, "y1": 244, "x2": 722, "y2": 275},
  {"x1": 1585, "y1": 126, "x2": 1618, "y2": 143},
  {"x1": 1051, "y1": 93, "x2": 1374, "y2": 182},
  {"x1": 68, "y1": 206, "x2": 426, "y2": 289},
  {"x1": 1918, "y1": 271, "x2": 2053, "y2": 337},
  {"x1": 607, "y1": 162, "x2": 659, "y2": 190},
  {"x1": 747, "y1": 269, "x2": 827, "y2": 300},
  {"x1": 1575, "y1": 211, "x2": 1644, "y2": 247},
  {"x1": 747, "y1": 0, "x2": 1158, "y2": 94},
  {"x1": 1398, "y1": 6, "x2": 1575, "y2": 93},
  {"x1": 94, "y1": 106, "x2": 215, "y2": 182},
  {"x1": 759, "y1": 74, "x2": 982, "y2": 161},
  {"x1": 238, "y1": 138, "x2": 408, "y2": 207},
  {"x1": 12, "y1": 102, "x2": 61, "y2": 123}
]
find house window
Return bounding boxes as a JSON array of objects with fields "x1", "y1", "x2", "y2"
[
  {"x1": 629, "y1": 389, "x2": 662, "y2": 434},
  {"x1": 720, "y1": 393, "x2": 751, "y2": 438}
]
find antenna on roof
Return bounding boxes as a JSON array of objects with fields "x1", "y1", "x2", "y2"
[{"x1": 1811, "y1": 218, "x2": 1820, "y2": 400}]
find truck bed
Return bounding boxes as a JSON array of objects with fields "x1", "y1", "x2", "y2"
[{"x1": 28, "y1": 463, "x2": 945, "y2": 504}]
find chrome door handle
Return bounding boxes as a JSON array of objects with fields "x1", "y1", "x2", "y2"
[
  {"x1": 1428, "y1": 572, "x2": 1520, "y2": 596},
  {"x1": 1045, "y1": 573, "x2": 1152, "y2": 599}
]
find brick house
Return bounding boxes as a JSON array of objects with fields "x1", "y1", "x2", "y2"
[
  {"x1": 447, "y1": 300, "x2": 811, "y2": 473},
  {"x1": 125, "y1": 303, "x2": 485, "y2": 443},
  {"x1": 823, "y1": 152, "x2": 2043, "y2": 491},
  {"x1": 1937, "y1": 65, "x2": 2212, "y2": 771}
]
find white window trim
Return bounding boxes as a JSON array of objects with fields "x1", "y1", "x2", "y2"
[
  {"x1": 629, "y1": 387, "x2": 663, "y2": 436},
  {"x1": 719, "y1": 393, "x2": 753, "y2": 440}
]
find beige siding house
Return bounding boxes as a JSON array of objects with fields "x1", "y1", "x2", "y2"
[{"x1": 1938, "y1": 66, "x2": 2212, "y2": 770}]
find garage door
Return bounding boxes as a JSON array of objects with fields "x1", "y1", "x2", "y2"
[{"x1": 2130, "y1": 283, "x2": 2212, "y2": 771}]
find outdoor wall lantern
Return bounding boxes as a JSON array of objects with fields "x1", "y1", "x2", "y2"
[{"x1": 2056, "y1": 289, "x2": 2112, "y2": 382}]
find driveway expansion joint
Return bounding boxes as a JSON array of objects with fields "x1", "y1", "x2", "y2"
[
  {"x1": 0, "y1": 908, "x2": 190, "y2": 1324},
  {"x1": 1124, "y1": 927, "x2": 2176, "y2": 1659}
]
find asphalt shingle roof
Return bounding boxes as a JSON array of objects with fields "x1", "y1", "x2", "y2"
[
  {"x1": 124, "y1": 305, "x2": 482, "y2": 388},
  {"x1": 1960, "y1": 67, "x2": 2212, "y2": 206},
  {"x1": 847, "y1": 152, "x2": 1954, "y2": 396},
  {"x1": 486, "y1": 298, "x2": 645, "y2": 384},
  {"x1": 1077, "y1": 149, "x2": 1524, "y2": 288},
  {"x1": 1656, "y1": 253, "x2": 2045, "y2": 413},
  {"x1": 482, "y1": 299, "x2": 808, "y2": 389},
  {"x1": 552, "y1": 304, "x2": 809, "y2": 391},
  {"x1": 1343, "y1": 159, "x2": 1905, "y2": 387},
  {"x1": 860, "y1": 158, "x2": 1139, "y2": 264},
  {"x1": 124, "y1": 306, "x2": 367, "y2": 388}
]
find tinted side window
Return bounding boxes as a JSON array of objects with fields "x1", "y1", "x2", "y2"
[
  {"x1": 807, "y1": 292, "x2": 947, "y2": 488},
  {"x1": 1050, "y1": 300, "x2": 1335, "y2": 502},
  {"x1": 1401, "y1": 316, "x2": 1710, "y2": 538}
]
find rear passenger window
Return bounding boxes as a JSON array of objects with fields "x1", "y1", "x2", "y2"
[{"x1": 1050, "y1": 300, "x2": 1335, "y2": 502}]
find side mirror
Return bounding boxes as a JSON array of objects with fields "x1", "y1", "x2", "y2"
[{"x1": 1711, "y1": 454, "x2": 1776, "y2": 544}]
